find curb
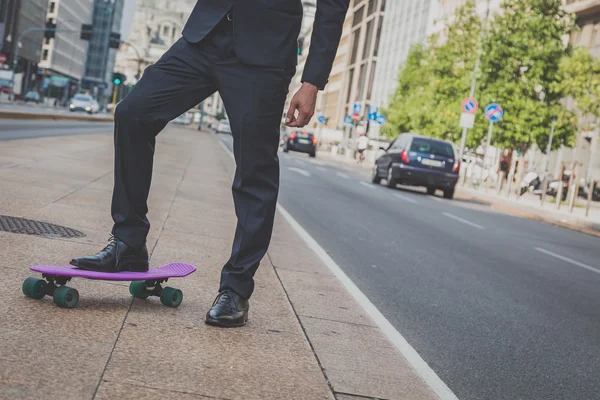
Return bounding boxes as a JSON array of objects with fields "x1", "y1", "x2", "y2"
[
  {"x1": 0, "y1": 110, "x2": 113, "y2": 123},
  {"x1": 456, "y1": 191, "x2": 600, "y2": 239}
]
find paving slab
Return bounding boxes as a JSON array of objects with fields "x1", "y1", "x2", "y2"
[{"x1": 301, "y1": 317, "x2": 437, "y2": 400}]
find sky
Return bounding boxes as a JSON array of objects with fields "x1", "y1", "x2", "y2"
[{"x1": 121, "y1": 0, "x2": 138, "y2": 39}]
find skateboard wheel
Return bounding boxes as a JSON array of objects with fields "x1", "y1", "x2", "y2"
[
  {"x1": 160, "y1": 287, "x2": 183, "y2": 308},
  {"x1": 22, "y1": 277, "x2": 47, "y2": 300},
  {"x1": 129, "y1": 281, "x2": 150, "y2": 299},
  {"x1": 53, "y1": 286, "x2": 79, "y2": 308}
]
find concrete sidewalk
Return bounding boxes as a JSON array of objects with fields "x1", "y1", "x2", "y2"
[{"x1": 0, "y1": 126, "x2": 440, "y2": 399}]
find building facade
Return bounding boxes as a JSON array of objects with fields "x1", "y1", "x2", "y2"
[
  {"x1": 564, "y1": 0, "x2": 600, "y2": 180},
  {"x1": 82, "y1": 0, "x2": 124, "y2": 105},
  {"x1": 0, "y1": 0, "x2": 49, "y2": 96},
  {"x1": 113, "y1": 0, "x2": 196, "y2": 84},
  {"x1": 39, "y1": 0, "x2": 93, "y2": 102}
]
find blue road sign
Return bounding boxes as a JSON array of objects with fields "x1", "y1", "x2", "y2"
[
  {"x1": 376, "y1": 114, "x2": 386, "y2": 125},
  {"x1": 344, "y1": 115, "x2": 352, "y2": 124},
  {"x1": 317, "y1": 115, "x2": 326, "y2": 124},
  {"x1": 353, "y1": 103, "x2": 362, "y2": 115},
  {"x1": 461, "y1": 97, "x2": 478, "y2": 114},
  {"x1": 484, "y1": 103, "x2": 503, "y2": 122}
]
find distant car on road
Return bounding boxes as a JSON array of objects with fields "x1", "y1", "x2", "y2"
[
  {"x1": 0, "y1": 78, "x2": 12, "y2": 94},
  {"x1": 216, "y1": 120, "x2": 231, "y2": 134},
  {"x1": 373, "y1": 133, "x2": 460, "y2": 199},
  {"x1": 69, "y1": 94, "x2": 100, "y2": 114},
  {"x1": 283, "y1": 131, "x2": 317, "y2": 158},
  {"x1": 23, "y1": 91, "x2": 40, "y2": 103}
]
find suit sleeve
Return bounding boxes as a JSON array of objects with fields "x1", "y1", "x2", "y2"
[{"x1": 301, "y1": 0, "x2": 350, "y2": 90}]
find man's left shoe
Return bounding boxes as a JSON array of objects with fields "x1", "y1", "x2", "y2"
[{"x1": 205, "y1": 290, "x2": 249, "y2": 328}]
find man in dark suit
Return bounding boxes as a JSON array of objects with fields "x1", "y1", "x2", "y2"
[{"x1": 70, "y1": 0, "x2": 349, "y2": 327}]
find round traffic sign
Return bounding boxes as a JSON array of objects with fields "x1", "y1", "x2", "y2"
[
  {"x1": 484, "y1": 103, "x2": 503, "y2": 122},
  {"x1": 461, "y1": 97, "x2": 478, "y2": 114}
]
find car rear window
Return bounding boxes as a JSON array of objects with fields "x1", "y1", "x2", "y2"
[
  {"x1": 410, "y1": 138, "x2": 455, "y2": 157},
  {"x1": 296, "y1": 132, "x2": 313, "y2": 139},
  {"x1": 74, "y1": 95, "x2": 91, "y2": 101}
]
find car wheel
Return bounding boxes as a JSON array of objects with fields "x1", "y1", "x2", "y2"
[
  {"x1": 427, "y1": 187, "x2": 436, "y2": 195},
  {"x1": 386, "y1": 167, "x2": 397, "y2": 189},
  {"x1": 443, "y1": 188, "x2": 455, "y2": 199},
  {"x1": 372, "y1": 167, "x2": 382, "y2": 184},
  {"x1": 283, "y1": 145, "x2": 289, "y2": 153},
  {"x1": 309, "y1": 152, "x2": 316, "y2": 158}
]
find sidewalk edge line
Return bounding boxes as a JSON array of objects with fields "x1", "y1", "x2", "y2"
[{"x1": 218, "y1": 138, "x2": 459, "y2": 400}]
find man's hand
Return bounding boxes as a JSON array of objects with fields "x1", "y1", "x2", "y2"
[{"x1": 285, "y1": 83, "x2": 319, "y2": 127}]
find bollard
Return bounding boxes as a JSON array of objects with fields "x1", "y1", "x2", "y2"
[{"x1": 586, "y1": 180, "x2": 595, "y2": 217}]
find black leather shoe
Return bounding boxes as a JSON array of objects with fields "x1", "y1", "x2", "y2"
[
  {"x1": 70, "y1": 236, "x2": 149, "y2": 273},
  {"x1": 205, "y1": 290, "x2": 249, "y2": 328}
]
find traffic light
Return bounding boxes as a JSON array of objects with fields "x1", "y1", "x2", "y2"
[
  {"x1": 44, "y1": 20, "x2": 57, "y2": 40},
  {"x1": 80, "y1": 24, "x2": 93, "y2": 41},
  {"x1": 109, "y1": 32, "x2": 121, "y2": 49},
  {"x1": 112, "y1": 72, "x2": 125, "y2": 86}
]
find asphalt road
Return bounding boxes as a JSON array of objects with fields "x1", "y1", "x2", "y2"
[
  {"x1": 218, "y1": 134, "x2": 600, "y2": 400},
  {"x1": 0, "y1": 119, "x2": 113, "y2": 141}
]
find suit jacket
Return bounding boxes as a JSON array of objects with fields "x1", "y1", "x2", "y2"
[{"x1": 182, "y1": 0, "x2": 349, "y2": 89}]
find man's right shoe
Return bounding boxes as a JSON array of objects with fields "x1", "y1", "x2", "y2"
[{"x1": 70, "y1": 236, "x2": 149, "y2": 273}]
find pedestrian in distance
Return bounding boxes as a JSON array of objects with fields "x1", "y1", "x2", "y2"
[{"x1": 70, "y1": 0, "x2": 350, "y2": 327}]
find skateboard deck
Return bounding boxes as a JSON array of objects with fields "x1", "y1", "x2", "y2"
[{"x1": 23, "y1": 263, "x2": 196, "y2": 309}]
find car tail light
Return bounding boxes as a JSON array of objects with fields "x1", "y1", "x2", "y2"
[
  {"x1": 401, "y1": 150, "x2": 410, "y2": 164},
  {"x1": 290, "y1": 132, "x2": 297, "y2": 139},
  {"x1": 312, "y1": 136, "x2": 317, "y2": 144},
  {"x1": 453, "y1": 160, "x2": 461, "y2": 173}
]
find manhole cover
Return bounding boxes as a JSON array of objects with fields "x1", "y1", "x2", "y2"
[{"x1": 0, "y1": 215, "x2": 85, "y2": 238}]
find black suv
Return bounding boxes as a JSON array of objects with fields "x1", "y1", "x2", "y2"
[{"x1": 373, "y1": 133, "x2": 460, "y2": 199}]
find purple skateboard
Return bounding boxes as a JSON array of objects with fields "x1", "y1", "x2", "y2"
[{"x1": 23, "y1": 263, "x2": 196, "y2": 309}]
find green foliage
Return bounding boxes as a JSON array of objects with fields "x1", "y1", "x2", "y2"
[
  {"x1": 479, "y1": 0, "x2": 576, "y2": 152},
  {"x1": 555, "y1": 46, "x2": 600, "y2": 131},
  {"x1": 382, "y1": 0, "x2": 582, "y2": 153}
]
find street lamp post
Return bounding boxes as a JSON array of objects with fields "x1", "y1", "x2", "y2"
[
  {"x1": 458, "y1": 0, "x2": 492, "y2": 161},
  {"x1": 541, "y1": 114, "x2": 557, "y2": 206}
]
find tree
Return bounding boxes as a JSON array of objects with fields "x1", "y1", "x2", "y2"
[
  {"x1": 381, "y1": 43, "x2": 434, "y2": 137},
  {"x1": 555, "y1": 46, "x2": 600, "y2": 133},
  {"x1": 479, "y1": 0, "x2": 576, "y2": 153}
]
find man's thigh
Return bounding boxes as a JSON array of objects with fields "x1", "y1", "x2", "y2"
[
  {"x1": 120, "y1": 38, "x2": 217, "y2": 120},
  {"x1": 215, "y1": 62, "x2": 294, "y2": 172}
]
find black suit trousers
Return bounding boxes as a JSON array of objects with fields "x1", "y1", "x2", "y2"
[{"x1": 111, "y1": 19, "x2": 294, "y2": 299}]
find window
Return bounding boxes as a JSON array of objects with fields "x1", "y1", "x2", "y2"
[
  {"x1": 592, "y1": 24, "x2": 600, "y2": 46},
  {"x1": 346, "y1": 68, "x2": 355, "y2": 103},
  {"x1": 350, "y1": 29, "x2": 361, "y2": 64},
  {"x1": 45, "y1": 38, "x2": 50, "y2": 45},
  {"x1": 381, "y1": 0, "x2": 386, "y2": 11},
  {"x1": 410, "y1": 138, "x2": 455, "y2": 157},
  {"x1": 373, "y1": 17, "x2": 383, "y2": 57},
  {"x1": 357, "y1": 63, "x2": 367, "y2": 100},
  {"x1": 363, "y1": 19, "x2": 374, "y2": 59},
  {"x1": 368, "y1": 0, "x2": 377, "y2": 15},
  {"x1": 367, "y1": 61, "x2": 376, "y2": 99},
  {"x1": 42, "y1": 49, "x2": 49, "y2": 61},
  {"x1": 163, "y1": 25, "x2": 169, "y2": 36},
  {"x1": 353, "y1": 6, "x2": 364, "y2": 27},
  {"x1": 49, "y1": 2, "x2": 55, "y2": 13}
]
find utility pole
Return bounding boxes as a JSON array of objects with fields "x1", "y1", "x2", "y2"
[
  {"x1": 458, "y1": 0, "x2": 492, "y2": 161},
  {"x1": 541, "y1": 114, "x2": 557, "y2": 205}
]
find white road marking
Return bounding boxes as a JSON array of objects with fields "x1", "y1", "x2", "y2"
[
  {"x1": 535, "y1": 247, "x2": 600, "y2": 275},
  {"x1": 316, "y1": 166, "x2": 327, "y2": 172},
  {"x1": 276, "y1": 205, "x2": 459, "y2": 400},
  {"x1": 287, "y1": 167, "x2": 311, "y2": 177},
  {"x1": 393, "y1": 193, "x2": 418, "y2": 204},
  {"x1": 442, "y1": 212, "x2": 484, "y2": 230},
  {"x1": 336, "y1": 172, "x2": 349, "y2": 179},
  {"x1": 360, "y1": 181, "x2": 375, "y2": 189},
  {"x1": 219, "y1": 137, "x2": 458, "y2": 400}
]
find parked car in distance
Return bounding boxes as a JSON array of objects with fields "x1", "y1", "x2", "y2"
[
  {"x1": 0, "y1": 78, "x2": 13, "y2": 94},
  {"x1": 216, "y1": 120, "x2": 232, "y2": 134},
  {"x1": 23, "y1": 91, "x2": 40, "y2": 103},
  {"x1": 283, "y1": 131, "x2": 317, "y2": 158},
  {"x1": 373, "y1": 133, "x2": 460, "y2": 199},
  {"x1": 69, "y1": 94, "x2": 100, "y2": 114}
]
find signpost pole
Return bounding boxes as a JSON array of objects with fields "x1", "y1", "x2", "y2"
[
  {"x1": 541, "y1": 115, "x2": 557, "y2": 206},
  {"x1": 483, "y1": 120, "x2": 493, "y2": 190}
]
